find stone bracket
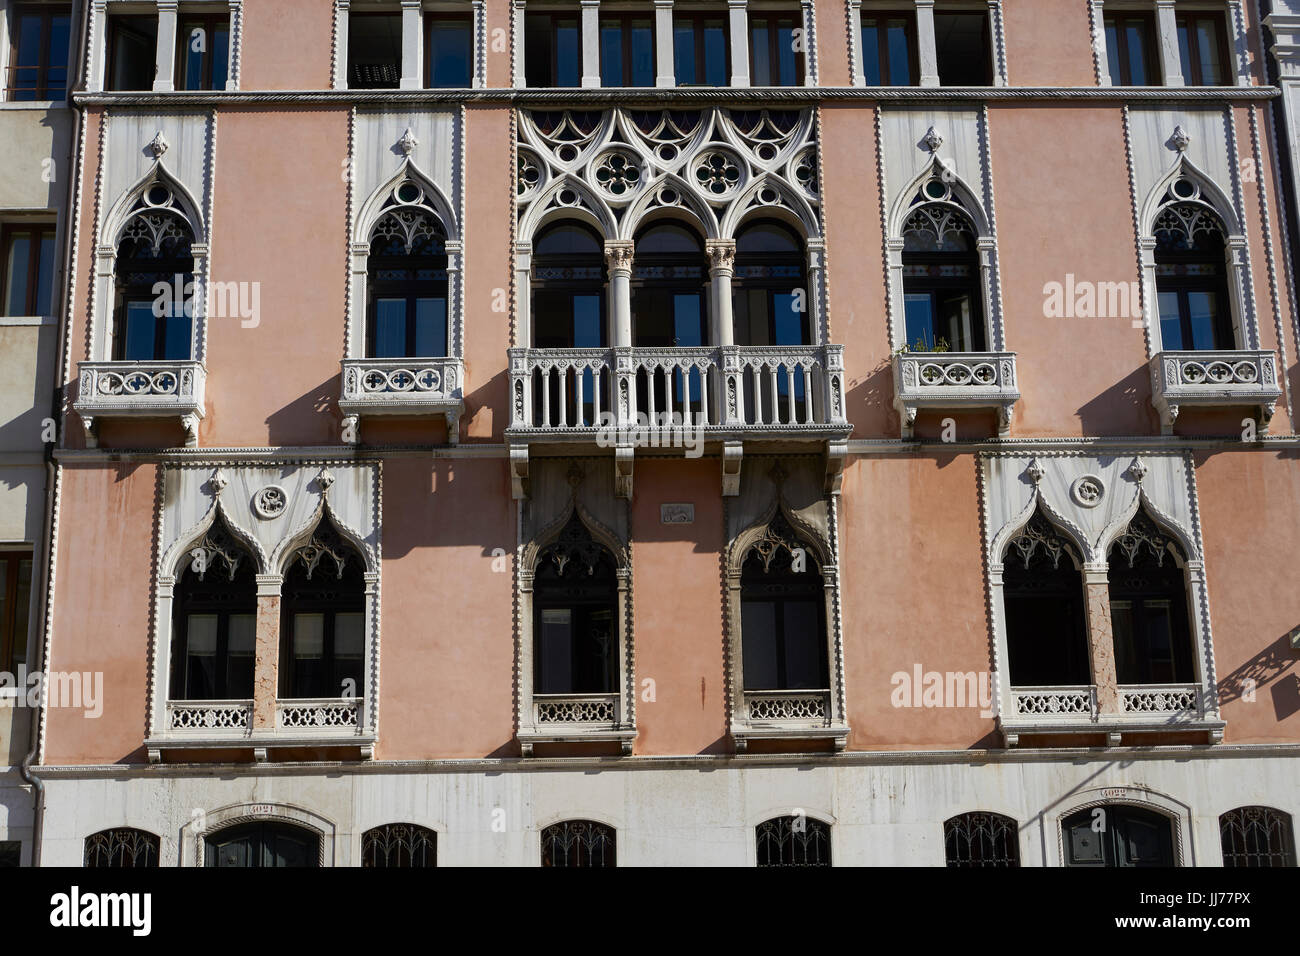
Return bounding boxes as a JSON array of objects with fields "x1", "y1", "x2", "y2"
[
  {"x1": 824, "y1": 439, "x2": 847, "y2": 493},
  {"x1": 722, "y1": 440, "x2": 743, "y2": 496},
  {"x1": 614, "y1": 443, "x2": 634, "y2": 499},
  {"x1": 510, "y1": 445, "x2": 530, "y2": 499}
]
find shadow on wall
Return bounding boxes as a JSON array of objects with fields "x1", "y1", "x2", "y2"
[
  {"x1": 264, "y1": 373, "x2": 342, "y2": 446},
  {"x1": 1075, "y1": 363, "x2": 1153, "y2": 436},
  {"x1": 847, "y1": 357, "x2": 898, "y2": 437},
  {"x1": 1217, "y1": 630, "x2": 1300, "y2": 722},
  {"x1": 463, "y1": 366, "x2": 506, "y2": 442}
]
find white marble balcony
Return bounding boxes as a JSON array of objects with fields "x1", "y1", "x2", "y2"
[
  {"x1": 1149, "y1": 349, "x2": 1282, "y2": 433},
  {"x1": 892, "y1": 350, "x2": 1019, "y2": 437},
  {"x1": 74, "y1": 360, "x2": 206, "y2": 446},
  {"x1": 339, "y1": 356, "x2": 465, "y2": 442}
]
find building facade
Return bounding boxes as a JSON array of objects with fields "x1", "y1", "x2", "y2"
[{"x1": 5, "y1": 0, "x2": 1300, "y2": 866}]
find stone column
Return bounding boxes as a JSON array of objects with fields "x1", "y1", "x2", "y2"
[
  {"x1": 88, "y1": 1, "x2": 108, "y2": 92},
  {"x1": 401, "y1": 0, "x2": 423, "y2": 89},
  {"x1": 334, "y1": 0, "x2": 351, "y2": 89},
  {"x1": 916, "y1": 0, "x2": 939, "y2": 86},
  {"x1": 606, "y1": 240, "x2": 635, "y2": 347},
  {"x1": 706, "y1": 239, "x2": 736, "y2": 347},
  {"x1": 728, "y1": 0, "x2": 749, "y2": 86},
  {"x1": 252, "y1": 575, "x2": 283, "y2": 731},
  {"x1": 155, "y1": 1, "x2": 179, "y2": 92},
  {"x1": 581, "y1": 0, "x2": 601, "y2": 87},
  {"x1": 1083, "y1": 567, "x2": 1120, "y2": 715},
  {"x1": 514, "y1": 240, "x2": 533, "y2": 346},
  {"x1": 655, "y1": 0, "x2": 675, "y2": 86},
  {"x1": 1155, "y1": 0, "x2": 1184, "y2": 86},
  {"x1": 1090, "y1": 0, "x2": 1110, "y2": 85}
]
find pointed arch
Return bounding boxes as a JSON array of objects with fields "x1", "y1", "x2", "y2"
[
  {"x1": 520, "y1": 174, "x2": 618, "y2": 243},
  {"x1": 721, "y1": 173, "x2": 820, "y2": 240},
  {"x1": 617, "y1": 170, "x2": 718, "y2": 241},
  {"x1": 1141, "y1": 155, "x2": 1240, "y2": 237},
  {"x1": 162, "y1": 497, "x2": 267, "y2": 578},
  {"x1": 727, "y1": 495, "x2": 833, "y2": 577},
  {"x1": 989, "y1": 488, "x2": 1092, "y2": 569},
  {"x1": 270, "y1": 494, "x2": 376, "y2": 575},
  {"x1": 888, "y1": 156, "x2": 990, "y2": 239},
  {"x1": 354, "y1": 158, "x2": 459, "y2": 244},
  {"x1": 1096, "y1": 492, "x2": 1199, "y2": 566},
  {"x1": 104, "y1": 160, "x2": 206, "y2": 246},
  {"x1": 522, "y1": 499, "x2": 629, "y2": 574}
]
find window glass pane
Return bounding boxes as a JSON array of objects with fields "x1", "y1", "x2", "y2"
[
  {"x1": 751, "y1": 20, "x2": 771, "y2": 86},
  {"x1": 374, "y1": 298, "x2": 408, "y2": 357},
  {"x1": 1110, "y1": 600, "x2": 1137, "y2": 684},
  {"x1": 12, "y1": 16, "x2": 42, "y2": 98},
  {"x1": 904, "y1": 292, "x2": 935, "y2": 349},
  {"x1": 1187, "y1": 291, "x2": 1217, "y2": 350},
  {"x1": 674, "y1": 22, "x2": 696, "y2": 84},
  {"x1": 226, "y1": 614, "x2": 255, "y2": 698},
  {"x1": 703, "y1": 19, "x2": 727, "y2": 86},
  {"x1": 1125, "y1": 22, "x2": 1148, "y2": 85},
  {"x1": 164, "y1": 311, "x2": 191, "y2": 360},
  {"x1": 123, "y1": 301, "x2": 158, "y2": 360},
  {"x1": 741, "y1": 600, "x2": 779, "y2": 689},
  {"x1": 1144, "y1": 600, "x2": 1175, "y2": 682},
  {"x1": 673, "y1": 293, "x2": 703, "y2": 347},
  {"x1": 630, "y1": 19, "x2": 654, "y2": 86},
  {"x1": 776, "y1": 20, "x2": 798, "y2": 86},
  {"x1": 36, "y1": 233, "x2": 55, "y2": 315},
  {"x1": 414, "y1": 297, "x2": 447, "y2": 356},
  {"x1": 573, "y1": 294, "x2": 602, "y2": 347},
  {"x1": 781, "y1": 600, "x2": 823, "y2": 689},
  {"x1": 1196, "y1": 21, "x2": 1223, "y2": 85},
  {"x1": 5, "y1": 234, "x2": 30, "y2": 315},
  {"x1": 1105, "y1": 22, "x2": 1121, "y2": 81},
  {"x1": 182, "y1": 23, "x2": 206, "y2": 89},
  {"x1": 11, "y1": 559, "x2": 31, "y2": 668},
  {"x1": 886, "y1": 19, "x2": 910, "y2": 85},
  {"x1": 1157, "y1": 290, "x2": 1184, "y2": 350},
  {"x1": 186, "y1": 614, "x2": 218, "y2": 698},
  {"x1": 293, "y1": 614, "x2": 325, "y2": 658},
  {"x1": 861, "y1": 21, "x2": 881, "y2": 84},
  {"x1": 772, "y1": 291, "x2": 804, "y2": 345},
  {"x1": 539, "y1": 608, "x2": 573, "y2": 693},
  {"x1": 1177, "y1": 23, "x2": 1192, "y2": 83},
  {"x1": 556, "y1": 18, "x2": 580, "y2": 87},
  {"x1": 211, "y1": 24, "x2": 230, "y2": 90},
  {"x1": 939, "y1": 291, "x2": 974, "y2": 351},
  {"x1": 601, "y1": 19, "x2": 624, "y2": 86},
  {"x1": 48, "y1": 15, "x2": 71, "y2": 98},
  {"x1": 429, "y1": 20, "x2": 471, "y2": 87},
  {"x1": 335, "y1": 611, "x2": 364, "y2": 697}
]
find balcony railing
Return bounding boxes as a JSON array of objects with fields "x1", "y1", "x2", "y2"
[
  {"x1": 1149, "y1": 349, "x2": 1281, "y2": 433},
  {"x1": 507, "y1": 345, "x2": 848, "y2": 437},
  {"x1": 339, "y1": 357, "x2": 464, "y2": 439},
  {"x1": 1010, "y1": 685, "x2": 1097, "y2": 719},
  {"x1": 743, "y1": 689, "x2": 832, "y2": 724},
  {"x1": 1119, "y1": 683, "x2": 1201, "y2": 716},
  {"x1": 74, "y1": 360, "x2": 206, "y2": 446},
  {"x1": 275, "y1": 697, "x2": 364, "y2": 732},
  {"x1": 165, "y1": 699, "x2": 252, "y2": 735},
  {"x1": 533, "y1": 693, "x2": 619, "y2": 726},
  {"x1": 892, "y1": 350, "x2": 1019, "y2": 437}
]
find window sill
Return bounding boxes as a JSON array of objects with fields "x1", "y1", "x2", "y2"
[
  {"x1": 733, "y1": 689, "x2": 848, "y2": 752},
  {"x1": 0, "y1": 99, "x2": 67, "y2": 110},
  {"x1": 519, "y1": 693, "x2": 635, "y2": 755},
  {"x1": 0, "y1": 315, "x2": 57, "y2": 326},
  {"x1": 1001, "y1": 683, "x2": 1223, "y2": 746},
  {"x1": 149, "y1": 697, "x2": 374, "y2": 761},
  {"x1": 74, "y1": 359, "x2": 206, "y2": 447},
  {"x1": 1149, "y1": 349, "x2": 1281, "y2": 434},
  {"x1": 338, "y1": 356, "x2": 464, "y2": 440},
  {"x1": 893, "y1": 350, "x2": 1019, "y2": 437}
]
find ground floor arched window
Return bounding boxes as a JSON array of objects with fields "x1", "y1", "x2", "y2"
[
  {"x1": 1062, "y1": 805, "x2": 1175, "y2": 867},
  {"x1": 756, "y1": 815, "x2": 831, "y2": 867},
  {"x1": 541, "y1": 820, "x2": 616, "y2": 867},
  {"x1": 84, "y1": 828, "x2": 160, "y2": 867},
  {"x1": 204, "y1": 821, "x2": 320, "y2": 868}
]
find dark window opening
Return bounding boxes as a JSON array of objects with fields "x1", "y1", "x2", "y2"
[
  {"x1": 1177, "y1": 12, "x2": 1229, "y2": 86},
  {"x1": 6, "y1": 4, "x2": 71, "y2": 100},
  {"x1": 934, "y1": 11, "x2": 990, "y2": 86},
  {"x1": 740, "y1": 513, "x2": 828, "y2": 692},
  {"x1": 944, "y1": 812, "x2": 1020, "y2": 867},
  {"x1": 1153, "y1": 197, "x2": 1234, "y2": 351},
  {"x1": 749, "y1": 12, "x2": 803, "y2": 87},
  {"x1": 733, "y1": 219, "x2": 808, "y2": 346},
  {"x1": 368, "y1": 206, "x2": 449, "y2": 358},
  {"x1": 1219, "y1": 807, "x2": 1296, "y2": 867},
  {"x1": 756, "y1": 816, "x2": 831, "y2": 867},
  {"x1": 0, "y1": 552, "x2": 32, "y2": 676},
  {"x1": 674, "y1": 12, "x2": 728, "y2": 86},
  {"x1": 106, "y1": 15, "x2": 157, "y2": 91},
  {"x1": 541, "y1": 820, "x2": 615, "y2": 867},
  {"x1": 84, "y1": 828, "x2": 159, "y2": 867},
  {"x1": 1063, "y1": 805, "x2": 1175, "y2": 867},
  {"x1": 526, "y1": 11, "x2": 582, "y2": 87},
  {"x1": 1, "y1": 223, "x2": 55, "y2": 317},
  {"x1": 902, "y1": 201, "x2": 985, "y2": 351},
  {"x1": 176, "y1": 13, "x2": 229, "y2": 91},
  {"x1": 349, "y1": 12, "x2": 402, "y2": 89},
  {"x1": 532, "y1": 221, "x2": 607, "y2": 349},
  {"x1": 1104, "y1": 12, "x2": 1157, "y2": 86},
  {"x1": 205, "y1": 822, "x2": 319, "y2": 868},
  {"x1": 1107, "y1": 511, "x2": 1195, "y2": 686},
  {"x1": 1002, "y1": 510, "x2": 1090, "y2": 687},
  {"x1": 601, "y1": 13, "x2": 655, "y2": 87},
  {"x1": 860, "y1": 10, "x2": 916, "y2": 85},
  {"x1": 362, "y1": 823, "x2": 437, "y2": 867},
  {"x1": 0, "y1": 841, "x2": 19, "y2": 867},
  {"x1": 426, "y1": 14, "x2": 473, "y2": 87},
  {"x1": 170, "y1": 518, "x2": 256, "y2": 701},
  {"x1": 631, "y1": 221, "x2": 708, "y2": 418},
  {"x1": 533, "y1": 512, "x2": 618, "y2": 695},
  {"x1": 112, "y1": 208, "x2": 195, "y2": 362},
  {"x1": 279, "y1": 519, "x2": 366, "y2": 700}
]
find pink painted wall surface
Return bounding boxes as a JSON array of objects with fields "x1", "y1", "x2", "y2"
[
  {"x1": 1001, "y1": 0, "x2": 1096, "y2": 87},
  {"x1": 629, "y1": 459, "x2": 728, "y2": 755},
  {"x1": 376, "y1": 457, "x2": 517, "y2": 758},
  {"x1": 814, "y1": 0, "x2": 851, "y2": 87},
  {"x1": 43, "y1": 463, "x2": 157, "y2": 764},
  {"x1": 240, "y1": 0, "x2": 335, "y2": 91}
]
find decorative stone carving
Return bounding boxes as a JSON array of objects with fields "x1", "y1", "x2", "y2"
[
  {"x1": 921, "y1": 126, "x2": 944, "y2": 152},
  {"x1": 252, "y1": 486, "x2": 288, "y2": 519},
  {"x1": 396, "y1": 126, "x2": 419, "y2": 156},
  {"x1": 1170, "y1": 124, "x2": 1191, "y2": 152},
  {"x1": 1070, "y1": 475, "x2": 1105, "y2": 508},
  {"x1": 146, "y1": 130, "x2": 169, "y2": 160}
]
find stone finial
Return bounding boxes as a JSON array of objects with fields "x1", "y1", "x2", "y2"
[
  {"x1": 209, "y1": 468, "x2": 228, "y2": 496},
  {"x1": 397, "y1": 127, "x2": 419, "y2": 156},
  {"x1": 1025, "y1": 458, "x2": 1045, "y2": 484},
  {"x1": 1170, "y1": 125, "x2": 1191, "y2": 152},
  {"x1": 1126, "y1": 456, "x2": 1148, "y2": 484},
  {"x1": 921, "y1": 126, "x2": 944, "y2": 153},
  {"x1": 317, "y1": 468, "x2": 335, "y2": 494},
  {"x1": 146, "y1": 131, "x2": 169, "y2": 160}
]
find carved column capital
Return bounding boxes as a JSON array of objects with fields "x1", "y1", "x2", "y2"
[
  {"x1": 604, "y1": 239, "x2": 635, "y2": 275},
  {"x1": 706, "y1": 238, "x2": 736, "y2": 274}
]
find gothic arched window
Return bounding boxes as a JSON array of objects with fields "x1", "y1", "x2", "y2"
[
  {"x1": 541, "y1": 820, "x2": 616, "y2": 867},
  {"x1": 367, "y1": 202, "x2": 449, "y2": 358},
  {"x1": 531, "y1": 221, "x2": 607, "y2": 349},
  {"x1": 1152, "y1": 181, "x2": 1234, "y2": 351},
  {"x1": 944, "y1": 812, "x2": 1020, "y2": 867},
  {"x1": 1063, "y1": 805, "x2": 1175, "y2": 867},
  {"x1": 205, "y1": 821, "x2": 319, "y2": 867},
  {"x1": 533, "y1": 512, "x2": 618, "y2": 697},
  {"x1": 280, "y1": 518, "x2": 366, "y2": 700},
  {"x1": 1002, "y1": 509, "x2": 1090, "y2": 687},
  {"x1": 740, "y1": 511, "x2": 828, "y2": 694},
  {"x1": 1219, "y1": 806, "x2": 1296, "y2": 867},
  {"x1": 756, "y1": 815, "x2": 831, "y2": 867},
  {"x1": 733, "y1": 218, "x2": 808, "y2": 347},
  {"x1": 362, "y1": 823, "x2": 437, "y2": 867},
  {"x1": 170, "y1": 515, "x2": 257, "y2": 701},
  {"x1": 1107, "y1": 509, "x2": 1195, "y2": 685},
  {"x1": 901, "y1": 190, "x2": 984, "y2": 352},
  {"x1": 113, "y1": 186, "x2": 196, "y2": 361},
  {"x1": 84, "y1": 828, "x2": 160, "y2": 867},
  {"x1": 630, "y1": 221, "x2": 707, "y2": 348}
]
